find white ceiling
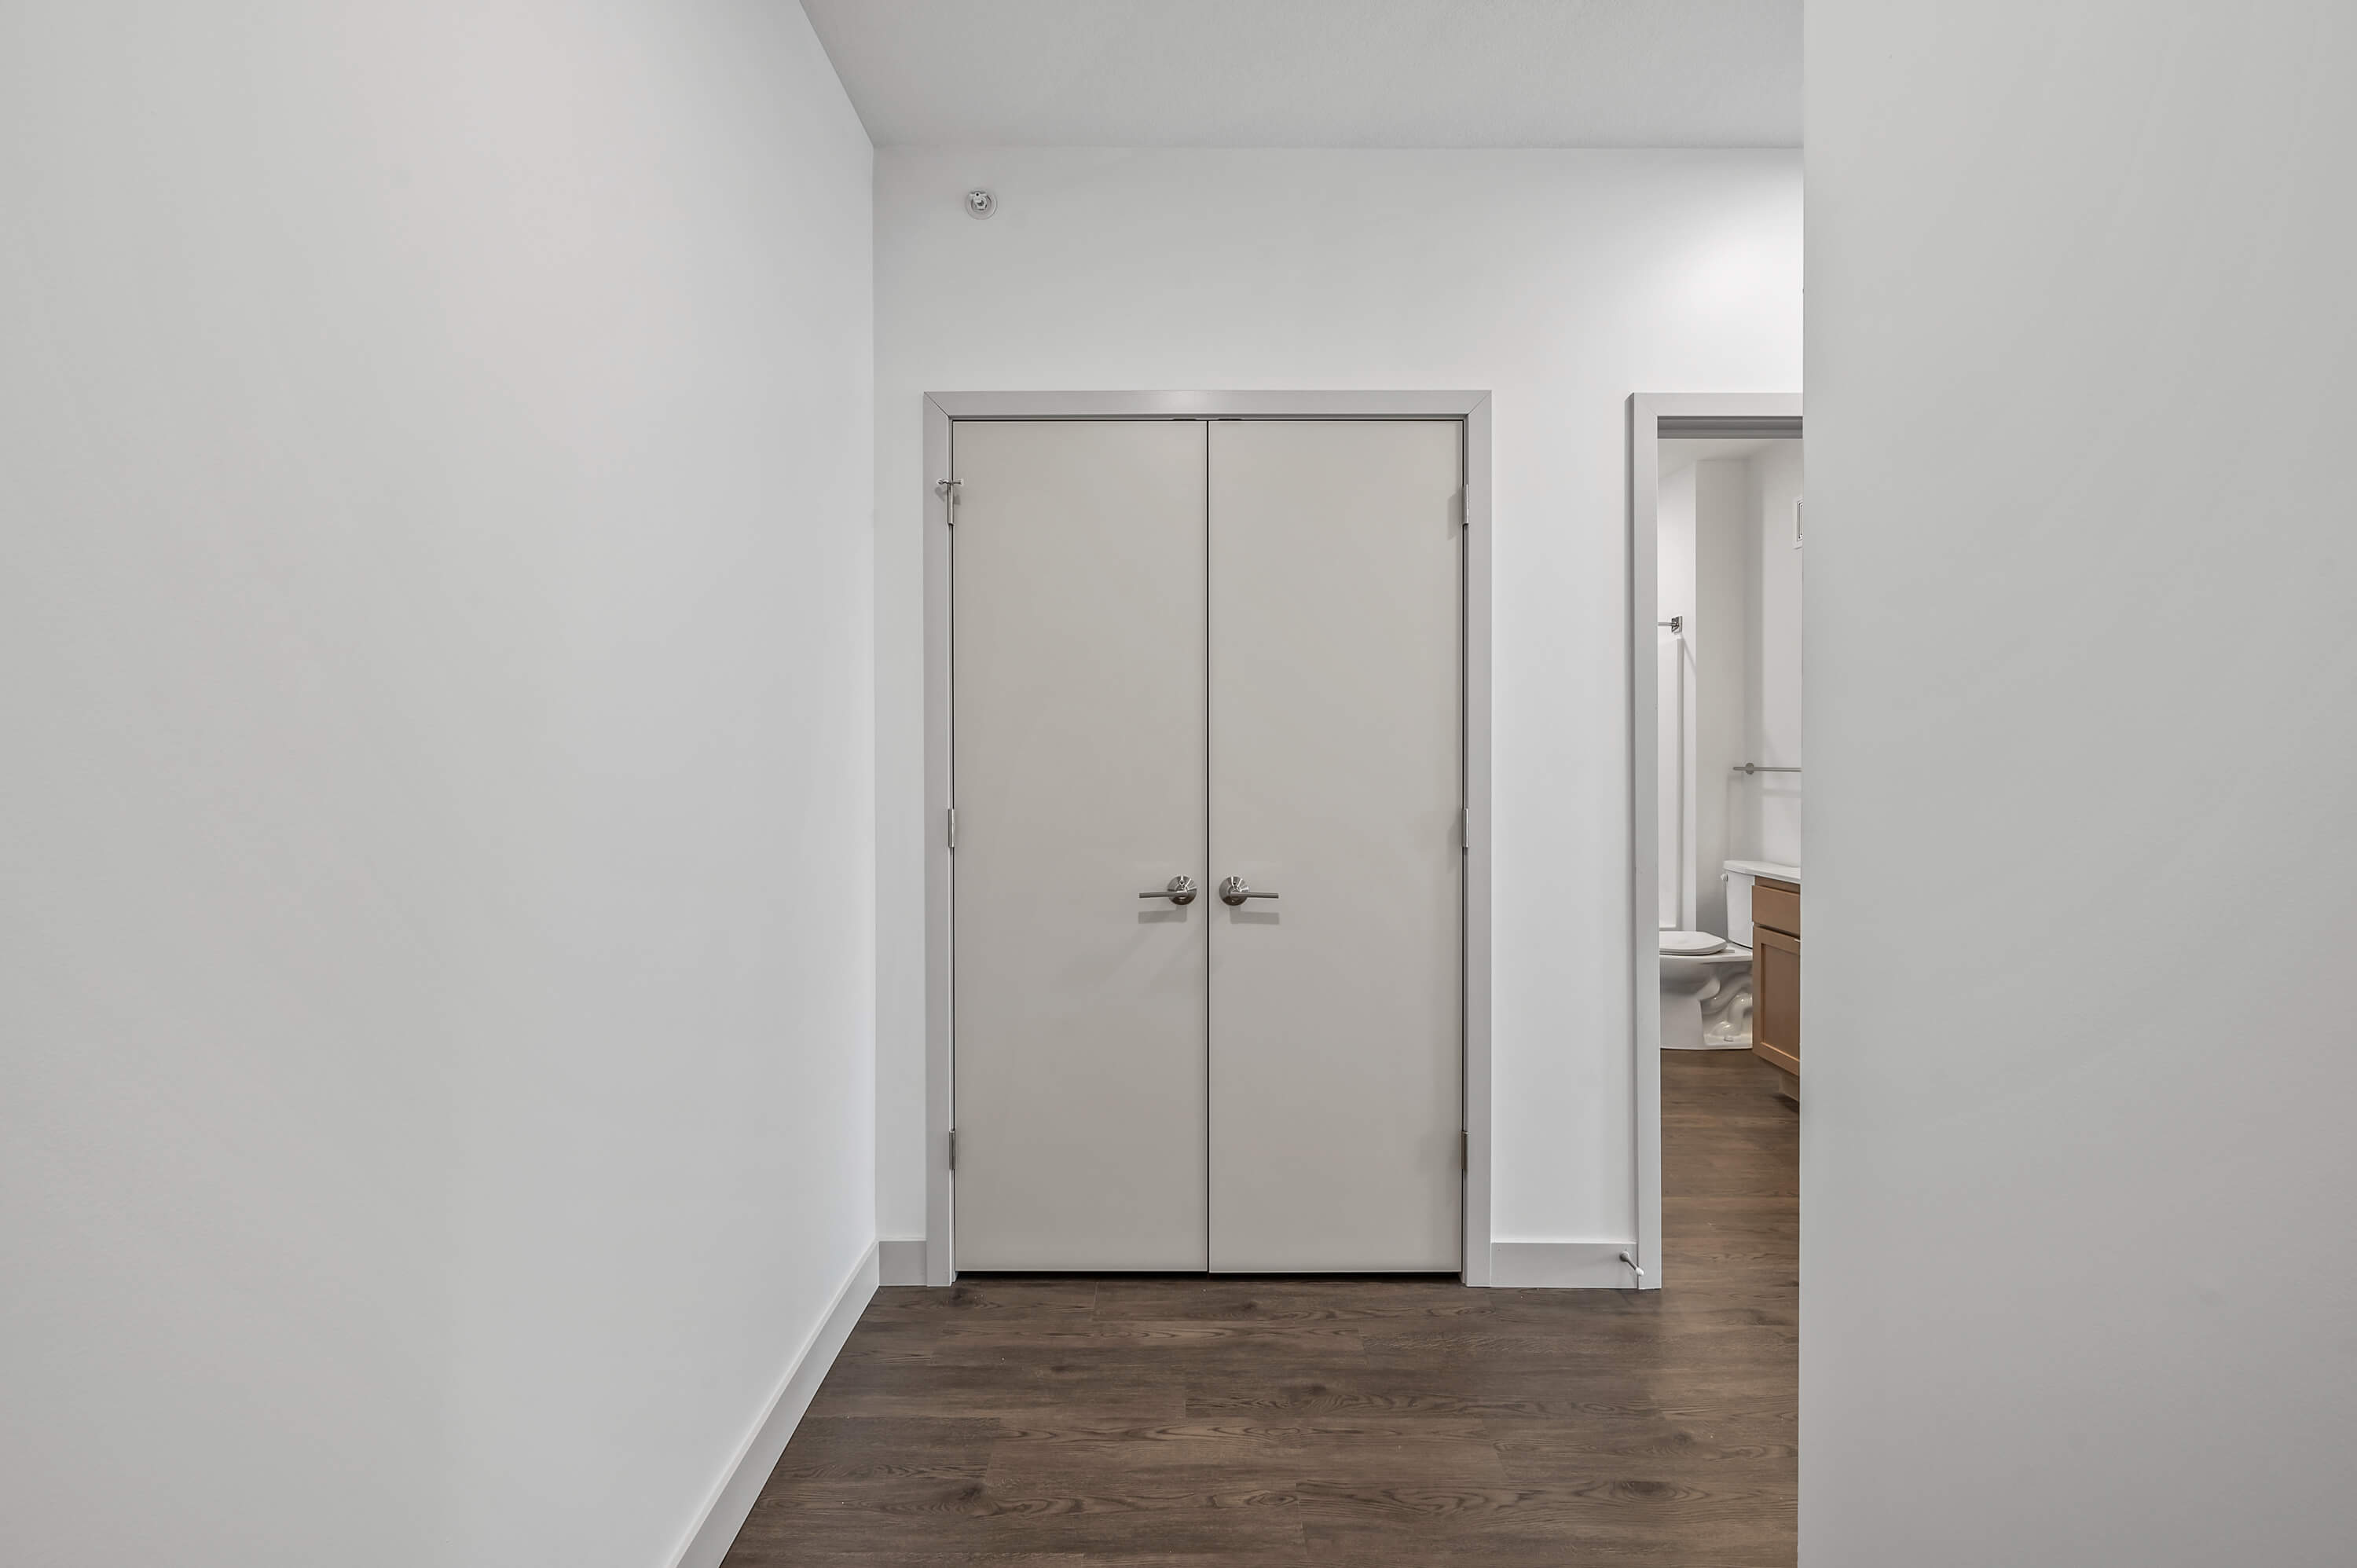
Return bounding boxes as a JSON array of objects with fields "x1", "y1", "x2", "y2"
[{"x1": 798, "y1": 1, "x2": 1801, "y2": 149}]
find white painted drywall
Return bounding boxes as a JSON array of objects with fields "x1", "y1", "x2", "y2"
[
  {"x1": 1659, "y1": 454, "x2": 1757, "y2": 938},
  {"x1": 1807, "y1": 3, "x2": 2357, "y2": 1564},
  {"x1": 874, "y1": 149, "x2": 1802, "y2": 1248},
  {"x1": 1692, "y1": 458, "x2": 1754, "y2": 932},
  {"x1": 1656, "y1": 463, "x2": 1697, "y2": 927},
  {"x1": 1661, "y1": 444, "x2": 1800, "y2": 935},
  {"x1": 1743, "y1": 441, "x2": 1802, "y2": 866},
  {"x1": 0, "y1": 6, "x2": 874, "y2": 1566}
]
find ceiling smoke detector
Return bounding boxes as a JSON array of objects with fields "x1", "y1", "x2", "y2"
[{"x1": 965, "y1": 189, "x2": 995, "y2": 219}]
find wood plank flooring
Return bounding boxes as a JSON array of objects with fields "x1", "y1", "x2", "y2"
[{"x1": 722, "y1": 1049, "x2": 1797, "y2": 1566}]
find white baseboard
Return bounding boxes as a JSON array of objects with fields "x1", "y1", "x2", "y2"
[
  {"x1": 666, "y1": 1240, "x2": 878, "y2": 1568},
  {"x1": 1489, "y1": 1240, "x2": 1647, "y2": 1289},
  {"x1": 877, "y1": 1237, "x2": 927, "y2": 1286}
]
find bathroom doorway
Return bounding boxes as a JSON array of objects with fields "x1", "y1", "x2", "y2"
[{"x1": 1627, "y1": 395, "x2": 1800, "y2": 1288}]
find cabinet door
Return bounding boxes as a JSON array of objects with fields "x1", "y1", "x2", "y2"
[
  {"x1": 1751, "y1": 926, "x2": 1801, "y2": 1078},
  {"x1": 1752, "y1": 880, "x2": 1801, "y2": 940}
]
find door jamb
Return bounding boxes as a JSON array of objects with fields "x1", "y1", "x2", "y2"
[
  {"x1": 1625, "y1": 394, "x2": 1802, "y2": 1291},
  {"x1": 923, "y1": 390, "x2": 1494, "y2": 1285}
]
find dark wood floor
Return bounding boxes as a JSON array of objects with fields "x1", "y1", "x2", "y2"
[{"x1": 723, "y1": 1050, "x2": 1797, "y2": 1566}]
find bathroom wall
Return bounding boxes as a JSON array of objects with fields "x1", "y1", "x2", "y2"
[
  {"x1": 1743, "y1": 441, "x2": 1804, "y2": 866},
  {"x1": 1660, "y1": 445, "x2": 1790, "y2": 938},
  {"x1": 1656, "y1": 463, "x2": 1697, "y2": 927},
  {"x1": 1692, "y1": 460, "x2": 1753, "y2": 932}
]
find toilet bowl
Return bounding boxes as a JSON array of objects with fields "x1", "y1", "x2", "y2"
[{"x1": 1660, "y1": 931, "x2": 1754, "y2": 1050}]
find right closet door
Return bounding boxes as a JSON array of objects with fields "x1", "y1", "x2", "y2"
[{"x1": 1207, "y1": 420, "x2": 1464, "y2": 1272}]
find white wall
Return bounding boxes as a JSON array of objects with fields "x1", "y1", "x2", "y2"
[
  {"x1": 1692, "y1": 458, "x2": 1753, "y2": 930},
  {"x1": 1662, "y1": 445, "x2": 1794, "y2": 937},
  {"x1": 1743, "y1": 441, "x2": 1802, "y2": 866},
  {"x1": 875, "y1": 148, "x2": 1801, "y2": 1247},
  {"x1": 1807, "y1": 3, "x2": 2357, "y2": 1564},
  {"x1": 1656, "y1": 464, "x2": 1697, "y2": 928},
  {"x1": 0, "y1": 6, "x2": 874, "y2": 1566}
]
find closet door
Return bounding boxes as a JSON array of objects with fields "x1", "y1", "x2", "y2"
[
  {"x1": 1207, "y1": 420, "x2": 1464, "y2": 1272},
  {"x1": 951, "y1": 420, "x2": 1208, "y2": 1270}
]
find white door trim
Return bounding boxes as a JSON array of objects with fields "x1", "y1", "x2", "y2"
[
  {"x1": 922, "y1": 390, "x2": 1494, "y2": 1286},
  {"x1": 1626, "y1": 394, "x2": 1802, "y2": 1291}
]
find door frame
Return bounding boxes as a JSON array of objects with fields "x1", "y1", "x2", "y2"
[
  {"x1": 922, "y1": 390, "x2": 1493, "y2": 1286},
  {"x1": 1626, "y1": 394, "x2": 1802, "y2": 1290}
]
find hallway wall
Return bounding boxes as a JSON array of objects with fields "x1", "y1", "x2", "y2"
[
  {"x1": 0, "y1": 5, "x2": 874, "y2": 1566},
  {"x1": 1805, "y1": 2, "x2": 2357, "y2": 1563},
  {"x1": 872, "y1": 148, "x2": 1802, "y2": 1251}
]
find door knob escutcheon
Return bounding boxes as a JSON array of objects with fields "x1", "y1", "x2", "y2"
[{"x1": 1218, "y1": 876, "x2": 1279, "y2": 907}]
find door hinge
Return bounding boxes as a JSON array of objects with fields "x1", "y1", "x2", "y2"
[
  {"x1": 935, "y1": 478, "x2": 960, "y2": 522},
  {"x1": 1462, "y1": 804, "x2": 1471, "y2": 855},
  {"x1": 1461, "y1": 1130, "x2": 1469, "y2": 1171},
  {"x1": 948, "y1": 1128, "x2": 957, "y2": 1170},
  {"x1": 946, "y1": 807, "x2": 957, "y2": 850}
]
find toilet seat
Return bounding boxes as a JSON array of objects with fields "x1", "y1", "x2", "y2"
[{"x1": 1660, "y1": 930, "x2": 1729, "y2": 956}]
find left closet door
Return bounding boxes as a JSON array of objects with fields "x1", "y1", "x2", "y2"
[{"x1": 951, "y1": 420, "x2": 1210, "y2": 1270}]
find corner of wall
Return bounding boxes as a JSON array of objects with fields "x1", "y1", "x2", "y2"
[{"x1": 667, "y1": 1241, "x2": 878, "y2": 1568}]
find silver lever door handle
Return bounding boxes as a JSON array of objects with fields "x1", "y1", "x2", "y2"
[
  {"x1": 1218, "y1": 876, "x2": 1278, "y2": 907},
  {"x1": 1141, "y1": 875, "x2": 1199, "y2": 906}
]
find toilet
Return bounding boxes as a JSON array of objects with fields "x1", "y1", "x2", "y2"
[{"x1": 1660, "y1": 929, "x2": 1754, "y2": 1050}]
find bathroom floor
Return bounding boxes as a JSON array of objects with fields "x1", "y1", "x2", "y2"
[{"x1": 719, "y1": 1050, "x2": 1798, "y2": 1566}]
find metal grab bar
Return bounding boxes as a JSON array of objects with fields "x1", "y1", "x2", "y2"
[{"x1": 1732, "y1": 764, "x2": 1801, "y2": 775}]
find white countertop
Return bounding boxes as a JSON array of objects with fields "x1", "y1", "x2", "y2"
[{"x1": 1723, "y1": 859, "x2": 1801, "y2": 883}]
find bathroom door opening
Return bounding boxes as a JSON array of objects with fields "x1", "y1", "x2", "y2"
[{"x1": 1627, "y1": 395, "x2": 1802, "y2": 1290}]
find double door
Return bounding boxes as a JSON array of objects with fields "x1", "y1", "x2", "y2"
[{"x1": 951, "y1": 419, "x2": 1463, "y2": 1273}]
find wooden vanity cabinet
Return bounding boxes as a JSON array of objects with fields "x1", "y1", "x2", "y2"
[{"x1": 1750, "y1": 877, "x2": 1801, "y2": 1095}]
